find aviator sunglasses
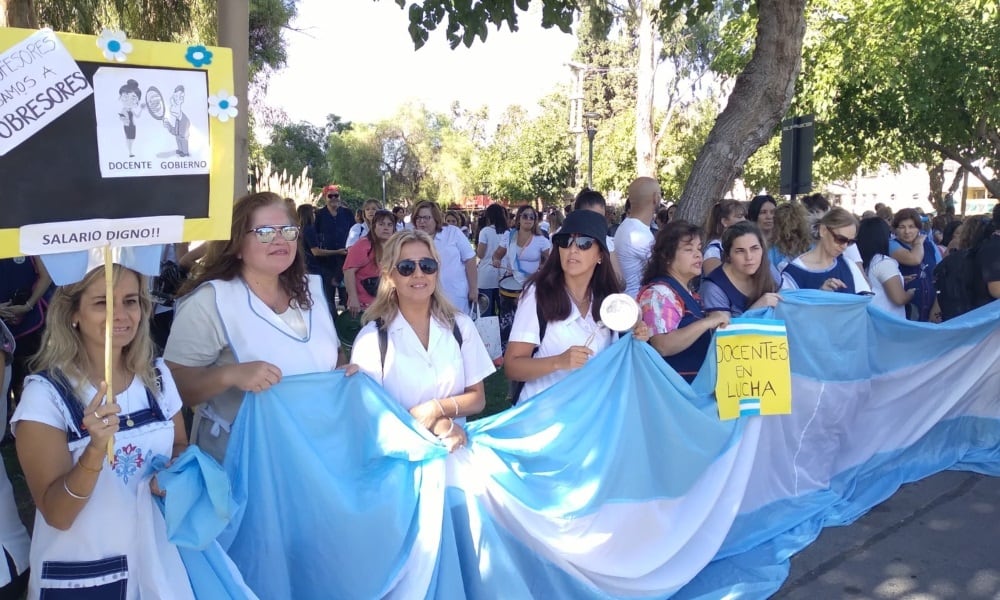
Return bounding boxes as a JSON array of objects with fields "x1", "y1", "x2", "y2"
[
  {"x1": 824, "y1": 226, "x2": 856, "y2": 246},
  {"x1": 554, "y1": 234, "x2": 596, "y2": 251},
  {"x1": 247, "y1": 225, "x2": 300, "y2": 243},
  {"x1": 395, "y1": 257, "x2": 439, "y2": 277}
]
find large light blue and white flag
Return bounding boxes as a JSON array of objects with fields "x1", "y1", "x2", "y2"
[{"x1": 219, "y1": 292, "x2": 1000, "y2": 599}]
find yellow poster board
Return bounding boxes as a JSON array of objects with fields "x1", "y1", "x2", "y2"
[
  {"x1": 0, "y1": 27, "x2": 234, "y2": 258},
  {"x1": 714, "y1": 318, "x2": 792, "y2": 420}
]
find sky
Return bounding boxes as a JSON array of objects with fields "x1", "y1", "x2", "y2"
[{"x1": 263, "y1": 1, "x2": 580, "y2": 127}]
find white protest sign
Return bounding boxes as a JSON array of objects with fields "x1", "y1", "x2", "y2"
[
  {"x1": 0, "y1": 28, "x2": 93, "y2": 156},
  {"x1": 93, "y1": 67, "x2": 210, "y2": 178},
  {"x1": 19, "y1": 215, "x2": 184, "y2": 255}
]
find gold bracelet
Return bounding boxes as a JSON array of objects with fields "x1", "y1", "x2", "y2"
[{"x1": 77, "y1": 460, "x2": 102, "y2": 474}]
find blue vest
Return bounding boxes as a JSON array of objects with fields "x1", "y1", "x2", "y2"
[
  {"x1": 649, "y1": 276, "x2": 712, "y2": 384},
  {"x1": 896, "y1": 237, "x2": 938, "y2": 321},
  {"x1": 782, "y1": 256, "x2": 856, "y2": 294},
  {"x1": 702, "y1": 267, "x2": 749, "y2": 316}
]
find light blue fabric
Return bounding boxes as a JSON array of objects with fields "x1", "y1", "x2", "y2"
[
  {"x1": 151, "y1": 446, "x2": 255, "y2": 599},
  {"x1": 39, "y1": 244, "x2": 164, "y2": 285},
  {"x1": 151, "y1": 446, "x2": 236, "y2": 550},
  {"x1": 219, "y1": 292, "x2": 1000, "y2": 600}
]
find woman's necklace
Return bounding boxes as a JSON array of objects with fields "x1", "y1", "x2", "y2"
[
  {"x1": 566, "y1": 286, "x2": 591, "y2": 315},
  {"x1": 90, "y1": 370, "x2": 136, "y2": 427}
]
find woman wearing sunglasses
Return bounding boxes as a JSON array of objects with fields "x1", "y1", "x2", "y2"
[
  {"x1": 164, "y1": 192, "x2": 344, "y2": 463},
  {"x1": 492, "y1": 205, "x2": 552, "y2": 286},
  {"x1": 350, "y1": 230, "x2": 495, "y2": 452},
  {"x1": 780, "y1": 207, "x2": 871, "y2": 294},
  {"x1": 504, "y1": 210, "x2": 647, "y2": 403},
  {"x1": 639, "y1": 221, "x2": 729, "y2": 384}
]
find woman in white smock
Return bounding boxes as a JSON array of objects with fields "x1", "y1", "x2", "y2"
[
  {"x1": 13, "y1": 265, "x2": 196, "y2": 598},
  {"x1": 351, "y1": 230, "x2": 495, "y2": 451},
  {"x1": 164, "y1": 192, "x2": 343, "y2": 463}
]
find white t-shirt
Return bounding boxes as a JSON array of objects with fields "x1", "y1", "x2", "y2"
[
  {"x1": 500, "y1": 231, "x2": 552, "y2": 282},
  {"x1": 477, "y1": 225, "x2": 504, "y2": 290},
  {"x1": 509, "y1": 285, "x2": 614, "y2": 402},
  {"x1": 867, "y1": 254, "x2": 906, "y2": 318},
  {"x1": 434, "y1": 225, "x2": 477, "y2": 312},
  {"x1": 779, "y1": 255, "x2": 872, "y2": 293},
  {"x1": 346, "y1": 223, "x2": 368, "y2": 248},
  {"x1": 704, "y1": 238, "x2": 723, "y2": 262},
  {"x1": 843, "y1": 243, "x2": 863, "y2": 268},
  {"x1": 351, "y1": 312, "x2": 495, "y2": 423},
  {"x1": 613, "y1": 218, "x2": 654, "y2": 298}
]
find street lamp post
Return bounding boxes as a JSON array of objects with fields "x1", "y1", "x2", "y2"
[
  {"x1": 380, "y1": 165, "x2": 388, "y2": 205},
  {"x1": 584, "y1": 112, "x2": 599, "y2": 189}
]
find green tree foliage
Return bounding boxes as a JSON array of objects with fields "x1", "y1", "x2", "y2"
[
  {"x1": 263, "y1": 121, "x2": 332, "y2": 192},
  {"x1": 475, "y1": 96, "x2": 576, "y2": 206},
  {"x1": 742, "y1": 0, "x2": 1000, "y2": 204}
]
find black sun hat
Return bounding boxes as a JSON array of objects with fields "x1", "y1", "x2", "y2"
[{"x1": 552, "y1": 209, "x2": 609, "y2": 251}]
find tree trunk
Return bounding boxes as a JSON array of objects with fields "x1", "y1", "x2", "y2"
[
  {"x1": 218, "y1": 0, "x2": 250, "y2": 198},
  {"x1": 0, "y1": 0, "x2": 37, "y2": 27},
  {"x1": 927, "y1": 162, "x2": 945, "y2": 214},
  {"x1": 634, "y1": 1, "x2": 656, "y2": 176},
  {"x1": 676, "y1": 0, "x2": 807, "y2": 225}
]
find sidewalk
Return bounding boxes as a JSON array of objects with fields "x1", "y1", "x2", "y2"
[{"x1": 776, "y1": 470, "x2": 1000, "y2": 599}]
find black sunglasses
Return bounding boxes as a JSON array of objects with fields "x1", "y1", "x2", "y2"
[
  {"x1": 554, "y1": 234, "x2": 596, "y2": 251},
  {"x1": 247, "y1": 225, "x2": 300, "y2": 243},
  {"x1": 327, "y1": 193, "x2": 340, "y2": 199},
  {"x1": 825, "y1": 226, "x2": 856, "y2": 246},
  {"x1": 395, "y1": 257, "x2": 439, "y2": 277}
]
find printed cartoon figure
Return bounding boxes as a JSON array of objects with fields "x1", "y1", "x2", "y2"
[
  {"x1": 163, "y1": 85, "x2": 191, "y2": 157},
  {"x1": 118, "y1": 79, "x2": 145, "y2": 157}
]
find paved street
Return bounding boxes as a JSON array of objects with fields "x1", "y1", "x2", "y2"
[{"x1": 777, "y1": 471, "x2": 1000, "y2": 599}]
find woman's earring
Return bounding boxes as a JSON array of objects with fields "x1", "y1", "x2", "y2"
[{"x1": 72, "y1": 322, "x2": 78, "y2": 329}]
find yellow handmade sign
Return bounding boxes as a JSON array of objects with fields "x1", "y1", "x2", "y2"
[
  {"x1": 714, "y1": 318, "x2": 792, "y2": 420},
  {"x1": 0, "y1": 26, "x2": 235, "y2": 258}
]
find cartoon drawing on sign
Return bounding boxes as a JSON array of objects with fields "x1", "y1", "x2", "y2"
[
  {"x1": 163, "y1": 85, "x2": 191, "y2": 157},
  {"x1": 117, "y1": 79, "x2": 145, "y2": 157},
  {"x1": 93, "y1": 67, "x2": 210, "y2": 179}
]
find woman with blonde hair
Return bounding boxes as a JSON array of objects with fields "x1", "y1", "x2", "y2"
[
  {"x1": 769, "y1": 202, "x2": 813, "y2": 271},
  {"x1": 780, "y1": 207, "x2": 871, "y2": 293},
  {"x1": 13, "y1": 264, "x2": 196, "y2": 597},
  {"x1": 165, "y1": 191, "x2": 343, "y2": 463},
  {"x1": 411, "y1": 200, "x2": 477, "y2": 313},
  {"x1": 346, "y1": 199, "x2": 382, "y2": 249},
  {"x1": 350, "y1": 230, "x2": 495, "y2": 452}
]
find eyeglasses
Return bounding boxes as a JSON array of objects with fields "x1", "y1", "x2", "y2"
[
  {"x1": 247, "y1": 225, "x2": 300, "y2": 243},
  {"x1": 554, "y1": 234, "x2": 596, "y2": 251},
  {"x1": 327, "y1": 193, "x2": 340, "y2": 199},
  {"x1": 825, "y1": 226, "x2": 856, "y2": 246},
  {"x1": 521, "y1": 214, "x2": 536, "y2": 220},
  {"x1": 395, "y1": 257, "x2": 439, "y2": 277},
  {"x1": 414, "y1": 215, "x2": 433, "y2": 223}
]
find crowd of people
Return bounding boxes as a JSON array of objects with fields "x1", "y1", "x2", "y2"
[{"x1": 0, "y1": 181, "x2": 997, "y2": 597}]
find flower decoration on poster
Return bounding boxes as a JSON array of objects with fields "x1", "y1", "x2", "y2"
[
  {"x1": 185, "y1": 45, "x2": 213, "y2": 68},
  {"x1": 97, "y1": 29, "x2": 133, "y2": 62},
  {"x1": 208, "y1": 91, "x2": 239, "y2": 122}
]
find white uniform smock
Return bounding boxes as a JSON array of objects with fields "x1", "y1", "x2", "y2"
[
  {"x1": 351, "y1": 313, "x2": 495, "y2": 424},
  {"x1": 11, "y1": 360, "x2": 194, "y2": 599},
  {"x1": 163, "y1": 275, "x2": 340, "y2": 463},
  {"x1": 509, "y1": 285, "x2": 615, "y2": 402}
]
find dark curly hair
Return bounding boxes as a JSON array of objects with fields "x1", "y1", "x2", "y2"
[
  {"x1": 642, "y1": 221, "x2": 703, "y2": 286},
  {"x1": 179, "y1": 191, "x2": 312, "y2": 308}
]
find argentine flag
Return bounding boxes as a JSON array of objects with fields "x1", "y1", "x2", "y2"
[{"x1": 219, "y1": 291, "x2": 1000, "y2": 599}]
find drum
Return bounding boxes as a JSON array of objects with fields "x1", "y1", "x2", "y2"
[{"x1": 498, "y1": 276, "x2": 524, "y2": 345}]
